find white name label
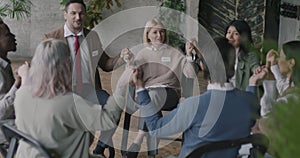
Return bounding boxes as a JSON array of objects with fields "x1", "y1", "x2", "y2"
[{"x1": 161, "y1": 57, "x2": 171, "y2": 62}]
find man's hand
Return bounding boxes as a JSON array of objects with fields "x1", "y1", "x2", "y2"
[
  {"x1": 253, "y1": 66, "x2": 264, "y2": 75},
  {"x1": 249, "y1": 68, "x2": 267, "y2": 85},
  {"x1": 132, "y1": 67, "x2": 144, "y2": 90},
  {"x1": 249, "y1": 65, "x2": 275, "y2": 85}
]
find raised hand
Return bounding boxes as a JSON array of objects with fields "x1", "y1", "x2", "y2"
[
  {"x1": 249, "y1": 68, "x2": 268, "y2": 85},
  {"x1": 14, "y1": 74, "x2": 21, "y2": 89},
  {"x1": 185, "y1": 40, "x2": 195, "y2": 56},
  {"x1": 132, "y1": 67, "x2": 144, "y2": 89},
  {"x1": 120, "y1": 48, "x2": 133, "y2": 64},
  {"x1": 253, "y1": 66, "x2": 265, "y2": 75},
  {"x1": 17, "y1": 61, "x2": 30, "y2": 84},
  {"x1": 266, "y1": 49, "x2": 278, "y2": 68}
]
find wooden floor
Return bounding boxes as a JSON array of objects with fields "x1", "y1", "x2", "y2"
[{"x1": 10, "y1": 57, "x2": 208, "y2": 158}]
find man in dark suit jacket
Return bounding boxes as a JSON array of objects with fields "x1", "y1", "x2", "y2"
[{"x1": 43, "y1": 0, "x2": 131, "y2": 157}]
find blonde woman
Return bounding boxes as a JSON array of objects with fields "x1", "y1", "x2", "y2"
[{"x1": 124, "y1": 18, "x2": 199, "y2": 158}]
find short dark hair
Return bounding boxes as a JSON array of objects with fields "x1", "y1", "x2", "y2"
[
  {"x1": 65, "y1": 0, "x2": 86, "y2": 11},
  {"x1": 203, "y1": 37, "x2": 236, "y2": 82}
]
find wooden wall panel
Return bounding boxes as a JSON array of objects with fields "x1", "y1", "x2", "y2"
[{"x1": 199, "y1": 0, "x2": 266, "y2": 46}]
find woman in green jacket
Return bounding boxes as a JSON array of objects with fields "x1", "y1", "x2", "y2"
[{"x1": 225, "y1": 20, "x2": 260, "y2": 90}]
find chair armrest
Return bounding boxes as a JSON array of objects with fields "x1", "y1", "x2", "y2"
[{"x1": 1, "y1": 123, "x2": 53, "y2": 158}]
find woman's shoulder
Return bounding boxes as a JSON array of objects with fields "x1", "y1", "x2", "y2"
[
  {"x1": 239, "y1": 49, "x2": 260, "y2": 67},
  {"x1": 16, "y1": 85, "x2": 31, "y2": 95}
]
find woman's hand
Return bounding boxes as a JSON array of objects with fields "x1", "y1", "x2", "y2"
[
  {"x1": 249, "y1": 68, "x2": 267, "y2": 85},
  {"x1": 121, "y1": 48, "x2": 133, "y2": 64},
  {"x1": 249, "y1": 66, "x2": 275, "y2": 85},
  {"x1": 14, "y1": 75, "x2": 21, "y2": 89},
  {"x1": 17, "y1": 61, "x2": 30, "y2": 84},
  {"x1": 266, "y1": 49, "x2": 278, "y2": 68},
  {"x1": 185, "y1": 40, "x2": 195, "y2": 56}
]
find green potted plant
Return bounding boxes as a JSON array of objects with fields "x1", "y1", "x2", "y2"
[
  {"x1": 158, "y1": 0, "x2": 185, "y2": 51},
  {"x1": 0, "y1": 0, "x2": 32, "y2": 20},
  {"x1": 264, "y1": 89, "x2": 300, "y2": 157}
]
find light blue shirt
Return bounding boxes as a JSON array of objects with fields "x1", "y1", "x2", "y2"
[{"x1": 137, "y1": 83, "x2": 259, "y2": 158}]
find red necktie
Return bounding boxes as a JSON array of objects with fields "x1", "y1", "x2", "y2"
[{"x1": 74, "y1": 35, "x2": 82, "y2": 93}]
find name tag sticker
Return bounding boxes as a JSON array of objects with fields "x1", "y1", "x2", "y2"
[
  {"x1": 92, "y1": 51, "x2": 99, "y2": 56},
  {"x1": 161, "y1": 57, "x2": 171, "y2": 62}
]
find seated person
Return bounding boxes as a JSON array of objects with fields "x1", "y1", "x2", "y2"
[
  {"x1": 259, "y1": 43, "x2": 298, "y2": 117},
  {"x1": 257, "y1": 40, "x2": 300, "y2": 133},
  {"x1": 0, "y1": 19, "x2": 21, "y2": 144},
  {"x1": 225, "y1": 20, "x2": 260, "y2": 91},
  {"x1": 14, "y1": 38, "x2": 126, "y2": 158},
  {"x1": 124, "y1": 18, "x2": 199, "y2": 158},
  {"x1": 131, "y1": 37, "x2": 261, "y2": 158}
]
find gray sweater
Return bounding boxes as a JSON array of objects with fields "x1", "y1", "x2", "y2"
[{"x1": 14, "y1": 86, "x2": 123, "y2": 158}]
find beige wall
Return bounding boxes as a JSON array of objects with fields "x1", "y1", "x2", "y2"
[
  {"x1": 5, "y1": 0, "x2": 64, "y2": 58},
  {"x1": 4, "y1": 0, "x2": 160, "y2": 59},
  {"x1": 4, "y1": 0, "x2": 203, "y2": 58}
]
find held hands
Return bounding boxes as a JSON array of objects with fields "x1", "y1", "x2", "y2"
[
  {"x1": 185, "y1": 40, "x2": 196, "y2": 56},
  {"x1": 249, "y1": 66, "x2": 268, "y2": 85},
  {"x1": 266, "y1": 49, "x2": 278, "y2": 68},
  {"x1": 131, "y1": 67, "x2": 144, "y2": 90},
  {"x1": 120, "y1": 48, "x2": 133, "y2": 64},
  {"x1": 250, "y1": 48, "x2": 279, "y2": 84},
  {"x1": 185, "y1": 38, "x2": 201, "y2": 59},
  {"x1": 250, "y1": 66, "x2": 275, "y2": 85},
  {"x1": 253, "y1": 66, "x2": 263, "y2": 75}
]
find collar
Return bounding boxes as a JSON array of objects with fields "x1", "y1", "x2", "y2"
[
  {"x1": 0, "y1": 57, "x2": 9, "y2": 69},
  {"x1": 235, "y1": 47, "x2": 240, "y2": 56},
  {"x1": 207, "y1": 82, "x2": 235, "y2": 91},
  {"x1": 64, "y1": 24, "x2": 84, "y2": 37},
  {"x1": 146, "y1": 44, "x2": 168, "y2": 51}
]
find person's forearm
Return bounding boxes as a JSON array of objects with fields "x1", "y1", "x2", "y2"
[
  {"x1": 99, "y1": 52, "x2": 125, "y2": 71},
  {"x1": 73, "y1": 94, "x2": 123, "y2": 131},
  {"x1": 270, "y1": 65, "x2": 290, "y2": 95},
  {"x1": 0, "y1": 85, "x2": 18, "y2": 120},
  {"x1": 246, "y1": 86, "x2": 258, "y2": 96},
  {"x1": 260, "y1": 80, "x2": 277, "y2": 117},
  {"x1": 137, "y1": 90, "x2": 191, "y2": 137}
]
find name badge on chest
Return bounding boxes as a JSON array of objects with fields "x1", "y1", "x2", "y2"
[{"x1": 161, "y1": 57, "x2": 171, "y2": 62}]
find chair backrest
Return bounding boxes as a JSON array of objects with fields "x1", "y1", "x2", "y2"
[
  {"x1": 186, "y1": 133, "x2": 269, "y2": 158},
  {"x1": 1, "y1": 123, "x2": 53, "y2": 158}
]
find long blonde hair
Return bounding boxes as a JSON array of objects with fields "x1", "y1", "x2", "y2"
[
  {"x1": 29, "y1": 38, "x2": 72, "y2": 98},
  {"x1": 143, "y1": 18, "x2": 168, "y2": 45}
]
